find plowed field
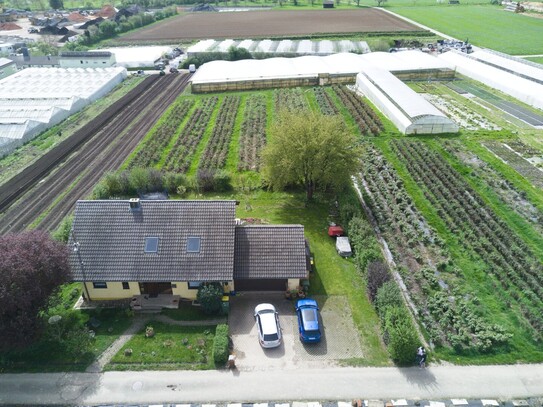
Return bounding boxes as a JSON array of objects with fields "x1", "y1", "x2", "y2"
[{"x1": 119, "y1": 9, "x2": 422, "y2": 42}]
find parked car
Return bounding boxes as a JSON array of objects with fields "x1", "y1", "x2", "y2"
[
  {"x1": 254, "y1": 303, "x2": 282, "y2": 348},
  {"x1": 336, "y1": 236, "x2": 352, "y2": 257},
  {"x1": 188, "y1": 63, "x2": 196, "y2": 73},
  {"x1": 295, "y1": 298, "x2": 322, "y2": 343}
]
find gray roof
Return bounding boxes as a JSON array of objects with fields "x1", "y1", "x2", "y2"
[
  {"x1": 234, "y1": 225, "x2": 307, "y2": 280},
  {"x1": 9, "y1": 55, "x2": 60, "y2": 68},
  {"x1": 69, "y1": 200, "x2": 236, "y2": 282},
  {"x1": 59, "y1": 51, "x2": 113, "y2": 58},
  {"x1": 0, "y1": 58, "x2": 15, "y2": 68}
]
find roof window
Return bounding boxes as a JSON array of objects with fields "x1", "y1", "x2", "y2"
[
  {"x1": 144, "y1": 237, "x2": 159, "y2": 253},
  {"x1": 187, "y1": 237, "x2": 201, "y2": 253}
]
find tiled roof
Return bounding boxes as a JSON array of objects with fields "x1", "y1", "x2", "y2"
[
  {"x1": 59, "y1": 51, "x2": 113, "y2": 58},
  {"x1": 69, "y1": 200, "x2": 236, "y2": 282},
  {"x1": 234, "y1": 225, "x2": 307, "y2": 279}
]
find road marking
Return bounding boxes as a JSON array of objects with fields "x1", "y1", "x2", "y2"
[
  {"x1": 451, "y1": 399, "x2": 469, "y2": 405},
  {"x1": 481, "y1": 400, "x2": 499, "y2": 406}
]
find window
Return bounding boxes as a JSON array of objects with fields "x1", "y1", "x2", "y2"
[
  {"x1": 122, "y1": 282, "x2": 130, "y2": 290},
  {"x1": 188, "y1": 281, "x2": 202, "y2": 289},
  {"x1": 93, "y1": 282, "x2": 107, "y2": 289},
  {"x1": 187, "y1": 237, "x2": 201, "y2": 253},
  {"x1": 144, "y1": 237, "x2": 159, "y2": 253}
]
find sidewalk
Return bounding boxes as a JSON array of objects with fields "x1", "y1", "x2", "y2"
[{"x1": 1, "y1": 364, "x2": 542, "y2": 404}]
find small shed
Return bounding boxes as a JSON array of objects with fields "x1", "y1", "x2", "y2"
[{"x1": 323, "y1": 0, "x2": 335, "y2": 7}]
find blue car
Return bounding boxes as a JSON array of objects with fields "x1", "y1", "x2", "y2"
[{"x1": 295, "y1": 298, "x2": 322, "y2": 343}]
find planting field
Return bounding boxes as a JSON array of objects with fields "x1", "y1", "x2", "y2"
[
  {"x1": 388, "y1": 5, "x2": 543, "y2": 55},
  {"x1": 118, "y1": 9, "x2": 423, "y2": 42}
]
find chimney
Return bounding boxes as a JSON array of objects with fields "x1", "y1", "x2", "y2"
[{"x1": 129, "y1": 198, "x2": 141, "y2": 210}]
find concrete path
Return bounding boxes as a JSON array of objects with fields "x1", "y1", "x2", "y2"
[{"x1": 1, "y1": 364, "x2": 542, "y2": 404}]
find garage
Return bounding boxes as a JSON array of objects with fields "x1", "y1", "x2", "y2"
[{"x1": 234, "y1": 278, "x2": 287, "y2": 292}]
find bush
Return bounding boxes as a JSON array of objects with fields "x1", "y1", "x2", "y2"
[
  {"x1": 196, "y1": 169, "x2": 232, "y2": 192},
  {"x1": 375, "y1": 281, "x2": 403, "y2": 320},
  {"x1": 366, "y1": 261, "x2": 391, "y2": 303},
  {"x1": 197, "y1": 283, "x2": 223, "y2": 315},
  {"x1": 52, "y1": 216, "x2": 73, "y2": 243},
  {"x1": 212, "y1": 324, "x2": 229, "y2": 366},
  {"x1": 348, "y1": 216, "x2": 383, "y2": 272},
  {"x1": 382, "y1": 306, "x2": 419, "y2": 365}
]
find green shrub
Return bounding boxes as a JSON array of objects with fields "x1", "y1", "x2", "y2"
[
  {"x1": 382, "y1": 306, "x2": 419, "y2": 365},
  {"x1": 348, "y1": 216, "x2": 383, "y2": 272},
  {"x1": 212, "y1": 324, "x2": 229, "y2": 366},
  {"x1": 197, "y1": 283, "x2": 223, "y2": 315},
  {"x1": 366, "y1": 261, "x2": 391, "y2": 303},
  {"x1": 375, "y1": 281, "x2": 403, "y2": 320},
  {"x1": 52, "y1": 216, "x2": 73, "y2": 243}
]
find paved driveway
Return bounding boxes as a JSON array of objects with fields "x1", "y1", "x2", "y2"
[{"x1": 228, "y1": 292, "x2": 363, "y2": 371}]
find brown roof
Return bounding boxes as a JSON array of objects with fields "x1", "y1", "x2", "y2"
[
  {"x1": 96, "y1": 5, "x2": 116, "y2": 18},
  {"x1": 234, "y1": 225, "x2": 308, "y2": 280},
  {"x1": 66, "y1": 12, "x2": 88, "y2": 22}
]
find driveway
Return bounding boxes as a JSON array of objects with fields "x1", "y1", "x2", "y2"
[{"x1": 228, "y1": 292, "x2": 364, "y2": 371}]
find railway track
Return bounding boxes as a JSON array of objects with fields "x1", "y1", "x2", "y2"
[{"x1": 0, "y1": 73, "x2": 192, "y2": 234}]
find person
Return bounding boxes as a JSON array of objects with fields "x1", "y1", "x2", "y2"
[{"x1": 417, "y1": 346, "x2": 426, "y2": 367}]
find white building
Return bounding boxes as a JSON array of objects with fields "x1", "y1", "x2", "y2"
[
  {"x1": 0, "y1": 57, "x2": 17, "y2": 80},
  {"x1": 59, "y1": 51, "x2": 116, "y2": 68}
]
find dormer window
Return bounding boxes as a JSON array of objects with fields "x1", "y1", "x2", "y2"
[
  {"x1": 187, "y1": 236, "x2": 201, "y2": 253},
  {"x1": 144, "y1": 237, "x2": 159, "y2": 253}
]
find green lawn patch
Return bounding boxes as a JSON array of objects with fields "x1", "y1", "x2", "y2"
[
  {"x1": 107, "y1": 321, "x2": 216, "y2": 371},
  {"x1": 388, "y1": 5, "x2": 543, "y2": 54},
  {"x1": 523, "y1": 56, "x2": 543, "y2": 64}
]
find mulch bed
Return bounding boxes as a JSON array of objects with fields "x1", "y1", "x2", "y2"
[{"x1": 119, "y1": 9, "x2": 423, "y2": 42}]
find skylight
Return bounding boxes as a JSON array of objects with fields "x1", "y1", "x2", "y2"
[
  {"x1": 144, "y1": 237, "x2": 159, "y2": 253},
  {"x1": 187, "y1": 237, "x2": 201, "y2": 253}
]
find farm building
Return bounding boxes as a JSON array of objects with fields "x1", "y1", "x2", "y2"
[
  {"x1": 59, "y1": 51, "x2": 116, "y2": 68},
  {"x1": 69, "y1": 199, "x2": 309, "y2": 302},
  {"x1": 355, "y1": 66, "x2": 459, "y2": 134},
  {"x1": 0, "y1": 67, "x2": 127, "y2": 157},
  {"x1": 101, "y1": 46, "x2": 172, "y2": 68},
  {"x1": 191, "y1": 51, "x2": 454, "y2": 93},
  {"x1": 187, "y1": 38, "x2": 370, "y2": 57},
  {"x1": 438, "y1": 50, "x2": 543, "y2": 110},
  {"x1": 0, "y1": 57, "x2": 17, "y2": 79}
]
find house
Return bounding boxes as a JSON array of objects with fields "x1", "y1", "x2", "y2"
[
  {"x1": 69, "y1": 199, "x2": 308, "y2": 302},
  {"x1": 8, "y1": 55, "x2": 60, "y2": 68},
  {"x1": 59, "y1": 51, "x2": 116, "y2": 68}
]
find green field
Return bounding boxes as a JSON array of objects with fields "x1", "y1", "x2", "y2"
[
  {"x1": 388, "y1": 5, "x2": 543, "y2": 55},
  {"x1": 524, "y1": 56, "x2": 543, "y2": 64}
]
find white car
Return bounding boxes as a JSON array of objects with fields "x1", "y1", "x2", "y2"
[
  {"x1": 336, "y1": 236, "x2": 352, "y2": 257},
  {"x1": 254, "y1": 303, "x2": 282, "y2": 348}
]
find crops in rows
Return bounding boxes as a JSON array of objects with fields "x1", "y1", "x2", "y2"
[
  {"x1": 392, "y1": 139, "x2": 543, "y2": 341},
  {"x1": 332, "y1": 85, "x2": 383, "y2": 136},
  {"x1": 128, "y1": 99, "x2": 195, "y2": 169},
  {"x1": 483, "y1": 142, "x2": 543, "y2": 189},
  {"x1": 199, "y1": 96, "x2": 241, "y2": 171},
  {"x1": 358, "y1": 144, "x2": 510, "y2": 351},
  {"x1": 273, "y1": 88, "x2": 308, "y2": 113},
  {"x1": 312, "y1": 87, "x2": 339, "y2": 116},
  {"x1": 440, "y1": 139, "x2": 543, "y2": 234},
  {"x1": 238, "y1": 95, "x2": 267, "y2": 172},
  {"x1": 163, "y1": 97, "x2": 218, "y2": 173}
]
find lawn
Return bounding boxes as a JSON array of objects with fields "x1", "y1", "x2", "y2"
[
  {"x1": 387, "y1": 5, "x2": 543, "y2": 55},
  {"x1": 107, "y1": 321, "x2": 217, "y2": 370},
  {"x1": 524, "y1": 56, "x2": 543, "y2": 64}
]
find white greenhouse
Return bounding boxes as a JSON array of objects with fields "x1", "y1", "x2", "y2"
[
  {"x1": 0, "y1": 67, "x2": 127, "y2": 157},
  {"x1": 438, "y1": 50, "x2": 543, "y2": 110},
  {"x1": 355, "y1": 66, "x2": 459, "y2": 134}
]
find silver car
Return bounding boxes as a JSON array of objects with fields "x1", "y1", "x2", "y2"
[{"x1": 254, "y1": 303, "x2": 282, "y2": 348}]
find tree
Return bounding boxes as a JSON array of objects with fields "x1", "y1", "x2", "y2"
[
  {"x1": 49, "y1": 0, "x2": 63, "y2": 9},
  {"x1": 0, "y1": 231, "x2": 70, "y2": 351},
  {"x1": 261, "y1": 110, "x2": 361, "y2": 200},
  {"x1": 376, "y1": 0, "x2": 387, "y2": 6},
  {"x1": 197, "y1": 283, "x2": 223, "y2": 315}
]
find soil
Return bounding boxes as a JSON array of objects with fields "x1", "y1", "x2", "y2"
[
  {"x1": 0, "y1": 22, "x2": 22, "y2": 30},
  {"x1": 119, "y1": 9, "x2": 422, "y2": 42}
]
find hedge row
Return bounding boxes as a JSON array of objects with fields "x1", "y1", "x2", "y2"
[{"x1": 213, "y1": 324, "x2": 229, "y2": 366}]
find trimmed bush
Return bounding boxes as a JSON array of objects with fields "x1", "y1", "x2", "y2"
[
  {"x1": 212, "y1": 324, "x2": 229, "y2": 366},
  {"x1": 197, "y1": 283, "x2": 223, "y2": 315},
  {"x1": 382, "y1": 306, "x2": 419, "y2": 365}
]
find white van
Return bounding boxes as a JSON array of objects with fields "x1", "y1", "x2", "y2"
[{"x1": 188, "y1": 64, "x2": 196, "y2": 73}]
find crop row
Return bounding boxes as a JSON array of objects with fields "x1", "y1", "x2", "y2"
[
  {"x1": 238, "y1": 94, "x2": 267, "y2": 172},
  {"x1": 199, "y1": 95, "x2": 241, "y2": 171},
  {"x1": 129, "y1": 99, "x2": 195, "y2": 169},
  {"x1": 483, "y1": 142, "x2": 543, "y2": 189},
  {"x1": 392, "y1": 140, "x2": 543, "y2": 341},
  {"x1": 358, "y1": 144, "x2": 509, "y2": 351},
  {"x1": 312, "y1": 87, "x2": 338, "y2": 116},
  {"x1": 163, "y1": 97, "x2": 218, "y2": 173},
  {"x1": 332, "y1": 85, "x2": 383, "y2": 136},
  {"x1": 440, "y1": 139, "x2": 543, "y2": 234},
  {"x1": 273, "y1": 88, "x2": 308, "y2": 113}
]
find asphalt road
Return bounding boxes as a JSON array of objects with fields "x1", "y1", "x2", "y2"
[{"x1": 1, "y1": 364, "x2": 542, "y2": 405}]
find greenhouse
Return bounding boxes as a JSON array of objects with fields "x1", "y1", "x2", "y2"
[
  {"x1": 191, "y1": 51, "x2": 454, "y2": 92},
  {"x1": 355, "y1": 66, "x2": 459, "y2": 135},
  {"x1": 438, "y1": 50, "x2": 543, "y2": 110},
  {"x1": 0, "y1": 67, "x2": 127, "y2": 157},
  {"x1": 468, "y1": 49, "x2": 543, "y2": 84}
]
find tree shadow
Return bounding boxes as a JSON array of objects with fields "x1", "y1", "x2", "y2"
[{"x1": 398, "y1": 366, "x2": 440, "y2": 393}]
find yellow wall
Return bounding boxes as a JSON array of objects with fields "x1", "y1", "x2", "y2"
[
  {"x1": 287, "y1": 278, "x2": 300, "y2": 291},
  {"x1": 84, "y1": 282, "x2": 140, "y2": 301},
  {"x1": 171, "y1": 281, "x2": 234, "y2": 300}
]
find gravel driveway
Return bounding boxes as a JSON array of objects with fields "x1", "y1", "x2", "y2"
[{"x1": 228, "y1": 292, "x2": 363, "y2": 371}]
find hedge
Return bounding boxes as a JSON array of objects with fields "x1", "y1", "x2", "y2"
[{"x1": 213, "y1": 324, "x2": 229, "y2": 366}]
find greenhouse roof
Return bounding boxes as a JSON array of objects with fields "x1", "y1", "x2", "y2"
[
  {"x1": 191, "y1": 51, "x2": 452, "y2": 84},
  {"x1": 470, "y1": 50, "x2": 543, "y2": 84},
  {"x1": 359, "y1": 66, "x2": 448, "y2": 121}
]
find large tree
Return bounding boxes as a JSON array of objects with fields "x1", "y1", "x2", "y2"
[
  {"x1": 0, "y1": 231, "x2": 70, "y2": 351},
  {"x1": 261, "y1": 110, "x2": 361, "y2": 200}
]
